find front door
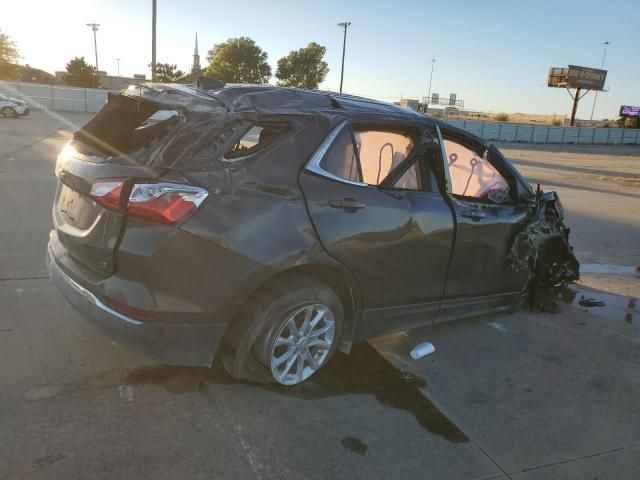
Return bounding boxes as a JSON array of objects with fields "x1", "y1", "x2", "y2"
[
  {"x1": 437, "y1": 126, "x2": 531, "y2": 319},
  {"x1": 299, "y1": 121, "x2": 455, "y2": 337}
]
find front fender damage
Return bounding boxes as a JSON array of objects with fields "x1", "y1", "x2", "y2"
[{"x1": 508, "y1": 188, "x2": 580, "y2": 312}]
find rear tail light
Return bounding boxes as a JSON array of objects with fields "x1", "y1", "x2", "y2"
[
  {"x1": 128, "y1": 183, "x2": 208, "y2": 224},
  {"x1": 90, "y1": 180, "x2": 125, "y2": 210},
  {"x1": 90, "y1": 180, "x2": 208, "y2": 225}
]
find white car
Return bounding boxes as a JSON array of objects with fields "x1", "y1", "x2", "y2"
[{"x1": 0, "y1": 93, "x2": 30, "y2": 118}]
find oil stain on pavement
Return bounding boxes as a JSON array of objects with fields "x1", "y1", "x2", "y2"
[
  {"x1": 341, "y1": 436, "x2": 368, "y2": 456},
  {"x1": 124, "y1": 341, "x2": 469, "y2": 444}
]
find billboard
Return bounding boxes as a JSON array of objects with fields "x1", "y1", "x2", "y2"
[
  {"x1": 548, "y1": 67, "x2": 569, "y2": 87},
  {"x1": 620, "y1": 105, "x2": 640, "y2": 117},
  {"x1": 548, "y1": 65, "x2": 607, "y2": 90},
  {"x1": 566, "y1": 65, "x2": 607, "y2": 90}
]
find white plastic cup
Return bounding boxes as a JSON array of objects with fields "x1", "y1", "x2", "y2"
[{"x1": 410, "y1": 342, "x2": 435, "y2": 360}]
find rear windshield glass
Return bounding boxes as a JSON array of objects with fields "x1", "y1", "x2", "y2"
[{"x1": 73, "y1": 94, "x2": 180, "y2": 158}]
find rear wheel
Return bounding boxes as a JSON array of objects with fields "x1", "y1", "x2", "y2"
[
  {"x1": 221, "y1": 275, "x2": 344, "y2": 385},
  {"x1": 1, "y1": 107, "x2": 17, "y2": 118},
  {"x1": 268, "y1": 303, "x2": 336, "y2": 385}
]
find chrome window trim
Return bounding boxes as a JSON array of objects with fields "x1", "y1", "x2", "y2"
[{"x1": 305, "y1": 121, "x2": 367, "y2": 187}]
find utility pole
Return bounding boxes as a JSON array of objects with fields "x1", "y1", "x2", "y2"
[
  {"x1": 151, "y1": 0, "x2": 157, "y2": 81},
  {"x1": 116, "y1": 58, "x2": 121, "y2": 89},
  {"x1": 338, "y1": 22, "x2": 351, "y2": 93},
  {"x1": 425, "y1": 58, "x2": 435, "y2": 112},
  {"x1": 568, "y1": 87, "x2": 589, "y2": 126},
  {"x1": 590, "y1": 41, "x2": 610, "y2": 120},
  {"x1": 86, "y1": 23, "x2": 100, "y2": 88},
  {"x1": 571, "y1": 88, "x2": 581, "y2": 126}
]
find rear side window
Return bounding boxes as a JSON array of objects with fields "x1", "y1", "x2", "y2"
[
  {"x1": 313, "y1": 124, "x2": 428, "y2": 190},
  {"x1": 225, "y1": 123, "x2": 289, "y2": 160},
  {"x1": 319, "y1": 126, "x2": 361, "y2": 182},
  {"x1": 354, "y1": 130, "x2": 414, "y2": 185}
]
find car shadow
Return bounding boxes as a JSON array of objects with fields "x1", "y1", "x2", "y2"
[{"x1": 123, "y1": 341, "x2": 469, "y2": 443}]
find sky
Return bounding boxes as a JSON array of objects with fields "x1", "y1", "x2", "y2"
[{"x1": 3, "y1": 0, "x2": 639, "y2": 119}]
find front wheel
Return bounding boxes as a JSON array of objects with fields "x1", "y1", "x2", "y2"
[{"x1": 222, "y1": 275, "x2": 344, "y2": 385}]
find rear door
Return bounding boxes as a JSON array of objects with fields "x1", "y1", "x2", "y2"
[
  {"x1": 299, "y1": 121, "x2": 455, "y2": 337},
  {"x1": 436, "y1": 126, "x2": 530, "y2": 318}
]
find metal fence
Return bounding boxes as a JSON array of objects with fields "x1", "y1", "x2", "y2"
[
  {"x1": 0, "y1": 81, "x2": 108, "y2": 113},
  {"x1": 442, "y1": 119, "x2": 640, "y2": 145}
]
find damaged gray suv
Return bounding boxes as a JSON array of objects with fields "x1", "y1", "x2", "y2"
[{"x1": 48, "y1": 82, "x2": 578, "y2": 385}]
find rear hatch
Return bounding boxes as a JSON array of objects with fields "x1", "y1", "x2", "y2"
[{"x1": 52, "y1": 84, "x2": 224, "y2": 276}]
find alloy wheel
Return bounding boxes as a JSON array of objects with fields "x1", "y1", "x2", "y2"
[{"x1": 270, "y1": 303, "x2": 335, "y2": 385}]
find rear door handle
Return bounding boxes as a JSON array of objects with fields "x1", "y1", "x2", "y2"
[
  {"x1": 329, "y1": 198, "x2": 366, "y2": 210},
  {"x1": 460, "y1": 208, "x2": 486, "y2": 221}
]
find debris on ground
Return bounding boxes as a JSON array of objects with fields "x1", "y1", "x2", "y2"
[
  {"x1": 578, "y1": 296, "x2": 606, "y2": 307},
  {"x1": 410, "y1": 342, "x2": 435, "y2": 360}
]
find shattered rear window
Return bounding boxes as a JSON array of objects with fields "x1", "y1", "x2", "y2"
[
  {"x1": 73, "y1": 94, "x2": 181, "y2": 159},
  {"x1": 224, "y1": 123, "x2": 290, "y2": 160}
]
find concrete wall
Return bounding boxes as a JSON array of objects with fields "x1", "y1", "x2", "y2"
[
  {"x1": 0, "y1": 81, "x2": 108, "y2": 113},
  {"x1": 443, "y1": 119, "x2": 640, "y2": 145}
]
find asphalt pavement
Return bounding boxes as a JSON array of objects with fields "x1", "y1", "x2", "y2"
[{"x1": 1, "y1": 110, "x2": 639, "y2": 480}]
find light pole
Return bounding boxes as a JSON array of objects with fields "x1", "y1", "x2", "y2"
[
  {"x1": 338, "y1": 21, "x2": 351, "y2": 93},
  {"x1": 116, "y1": 58, "x2": 121, "y2": 89},
  {"x1": 426, "y1": 58, "x2": 435, "y2": 112},
  {"x1": 590, "y1": 41, "x2": 610, "y2": 120},
  {"x1": 86, "y1": 23, "x2": 100, "y2": 87},
  {"x1": 151, "y1": 0, "x2": 157, "y2": 81}
]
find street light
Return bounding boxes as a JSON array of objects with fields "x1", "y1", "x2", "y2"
[
  {"x1": 86, "y1": 23, "x2": 100, "y2": 88},
  {"x1": 426, "y1": 58, "x2": 435, "y2": 112},
  {"x1": 151, "y1": 0, "x2": 157, "y2": 81},
  {"x1": 590, "y1": 41, "x2": 611, "y2": 120},
  {"x1": 338, "y1": 21, "x2": 351, "y2": 93}
]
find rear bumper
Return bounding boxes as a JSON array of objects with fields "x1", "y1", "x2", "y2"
[{"x1": 47, "y1": 241, "x2": 226, "y2": 366}]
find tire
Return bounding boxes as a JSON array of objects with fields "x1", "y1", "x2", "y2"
[
  {"x1": 221, "y1": 275, "x2": 344, "y2": 385},
  {"x1": 1, "y1": 107, "x2": 17, "y2": 118}
]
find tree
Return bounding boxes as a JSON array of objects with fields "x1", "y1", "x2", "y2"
[
  {"x1": 275, "y1": 42, "x2": 329, "y2": 89},
  {"x1": 151, "y1": 63, "x2": 184, "y2": 83},
  {"x1": 0, "y1": 30, "x2": 20, "y2": 80},
  {"x1": 62, "y1": 57, "x2": 99, "y2": 88},
  {"x1": 205, "y1": 37, "x2": 271, "y2": 84}
]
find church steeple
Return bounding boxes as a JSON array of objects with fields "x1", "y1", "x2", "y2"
[{"x1": 191, "y1": 32, "x2": 202, "y2": 78}]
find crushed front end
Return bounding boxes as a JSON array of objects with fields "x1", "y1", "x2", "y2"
[{"x1": 509, "y1": 187, "x2": 580, "y2": 312}]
